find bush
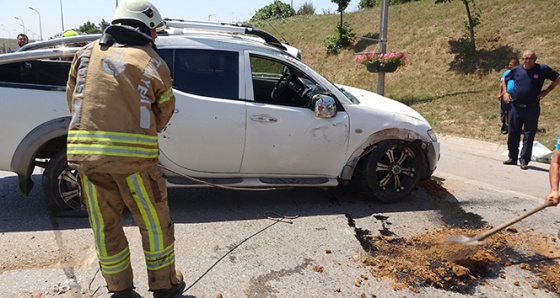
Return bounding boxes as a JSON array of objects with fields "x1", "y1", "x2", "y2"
[
  {"x1": 324, "y1": 35, "x2": 341, "y2": 55},
  {"x1": 324, "y1": 22, "x2": 356, "y2": 55},
  {"x1": 359, "y1": 0, "x2": 378, "y2": 9},
  {"x1": 297, "y1": 2, "x2": 316, "y2": 15},
  {"x1": 251, "y1": 0, "x2": 296, "y2": 21}
]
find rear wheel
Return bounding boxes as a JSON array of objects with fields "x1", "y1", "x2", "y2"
[
  {"x1": 42, "y1": 149, "x2": 84, "y2": 215},
  {"x1": 356, "y1": 140, "x2": 422, "y2": 203}
]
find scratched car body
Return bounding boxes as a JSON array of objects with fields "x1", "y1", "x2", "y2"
[{"x1": 0, "y1": 20, "x2": 440, "y2": 214}]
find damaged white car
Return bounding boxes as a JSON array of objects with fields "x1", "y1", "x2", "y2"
[{"x1": 0, "y1": 20, "x2": 439, "y2": 215}]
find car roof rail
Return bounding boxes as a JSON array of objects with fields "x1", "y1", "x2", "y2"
[
  {"x1": 17, "y1": 34, "x2": 102, "y2": 52},
  {"x1": 162, "y1": 19, "x2": 301, "y2": 60},
  {"x1": 0, "y1": 48, "x2": 79, "y2": 65}
]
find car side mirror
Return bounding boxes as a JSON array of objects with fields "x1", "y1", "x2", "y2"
[{"x1": 312, "y1": 94, "x2": 337, "y2": 118}]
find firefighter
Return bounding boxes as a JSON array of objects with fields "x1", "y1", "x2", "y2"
[{"x1": 65, "y1": 1, "x2": 184, "y2": 297}]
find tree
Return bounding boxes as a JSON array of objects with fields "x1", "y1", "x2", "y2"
[
  {"x1": 98, "y1": 19, "x2": 110, "y2": 32},
  {"x1": 78, "y1": 21, "x2": 102, "y2": 34},
  {"x1": 323, "y1": 0, "x2": 354, "y2": 55},
  {"x1": 331, "y1": 0, "x2": 351, "y2": 29},
  {"x1": 297, "y1": 1, "x2": 316, "y2": 15},
  {"x1": 76, "y1": 19, "x2": 109, "y2": 34},
  {"x1": 251, "y1": 0, "x2": 296, "y2": 21},
  {"x1": 435, "y1": 0, "x2": 480, "y2": 53},
  {"x1": 359, "y1": 0, "x2": 377, "y2": 9}
]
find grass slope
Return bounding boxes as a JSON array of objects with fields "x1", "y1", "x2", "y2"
[{"x1": 254, "y1": 0, "x2": 560, "y2": 149}]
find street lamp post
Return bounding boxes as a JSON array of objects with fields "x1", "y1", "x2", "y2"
[
  {"x1": 29, "y1": 7, "x2": 43, "y2": 41},
  {"x1": 60, "y1": 0, "x2": 65, "y2": 31},
  {"x1": 2, "y1": 28, "x2": 12, "y2": 40},
  {"x1": 27, "y1": 30, "x2": 36, "y2": 41},
  {"x1": 14, "y1": 17, "x2": 26, "y2": 35},
  {"x1": 2, "y1": 28, "x2": 14, "y2": 53},
  {"x1": 1, "y1": 26, "x2": 6, "y2": 53}
]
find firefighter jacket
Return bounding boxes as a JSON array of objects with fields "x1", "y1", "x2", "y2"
[{"x1": 66, "y1": 25, "x2": 175, "y2": 175}]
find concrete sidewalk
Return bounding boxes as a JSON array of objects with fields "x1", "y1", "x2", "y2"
[
  {"x1": 438, "y1": 134, "x2": 509, "y2": 153},
  {"x1": 438, "y1": 134, "x2": 553, "y2": 164}
]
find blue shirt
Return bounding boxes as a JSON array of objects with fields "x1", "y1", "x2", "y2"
[
  {"x1": 500, "y1": 69, "x2": 515, "y2": 93},
  {"x1": 504, "y1": 64, "x2": 560, "y2": 104}
]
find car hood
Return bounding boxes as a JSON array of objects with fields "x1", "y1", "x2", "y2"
[{"x1": 338, "y1": 84, "x2": 428, "y2": 123}]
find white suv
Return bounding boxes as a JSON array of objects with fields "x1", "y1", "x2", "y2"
[{"x1": 0, "y1": 20, "x2": 439, "y2": 215}]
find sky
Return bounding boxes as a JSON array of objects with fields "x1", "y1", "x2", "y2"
[{"x1": 0, "y1": 0, "x2": 358, "y2": 40}]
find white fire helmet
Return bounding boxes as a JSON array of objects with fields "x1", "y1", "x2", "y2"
[{"x1": 112, "y1": 0, "x2": 165, "y2": 30}]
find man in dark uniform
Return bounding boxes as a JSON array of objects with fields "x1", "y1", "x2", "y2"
[{"x1": 502, "y1": 50, "x2": 560, "y2": 170}]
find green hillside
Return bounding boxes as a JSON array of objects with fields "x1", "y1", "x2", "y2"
[{"x1": 255, "y1": 0, "x2": 560, "y2": 149}]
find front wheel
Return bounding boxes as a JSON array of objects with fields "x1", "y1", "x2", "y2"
[
  {"x1": 42, "y1": 149, "x2": 84, "y2": 215},
  {"x1": 355, "y1": 140, "x2": 423, "y2": 203}
]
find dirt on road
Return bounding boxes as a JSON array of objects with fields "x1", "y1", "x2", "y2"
[
  {"x1": 358, "y1": 227, "x2": 560, "y2": 294},
  {"x1": 352, "y1": 179, "x2": 560, "y2": 296}
]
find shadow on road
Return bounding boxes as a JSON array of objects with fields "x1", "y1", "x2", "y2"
[{"x1": 0, "y1": 174, "x2": 483, "y2": 233}]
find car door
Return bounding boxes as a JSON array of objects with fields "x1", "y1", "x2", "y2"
[
  {"x1": 157, "y1": 49, "x2": 246, "y2": 173},
  {"x1": 241, "y1": 53, "x2": 350, "y2": 176}
]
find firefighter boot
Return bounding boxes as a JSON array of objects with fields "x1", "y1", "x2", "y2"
[
  {"x1": 110, "y1": 287, "x2": 134, "y2": 298},
  {"x1": 153, "y1": 270, "x2": 185, "y2": 298}
]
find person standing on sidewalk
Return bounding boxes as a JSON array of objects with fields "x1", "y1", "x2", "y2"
[
  {"x1": 497, "y1": 58, "x2": 519, "y2": 134},
  {"x1": 502, "y1": 50, "x2": 560, "y2": 170},
  {"x1": 66, "y1": 1, "x2": 184, "y2": 297}
]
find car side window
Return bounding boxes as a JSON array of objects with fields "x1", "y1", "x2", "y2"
[
  {"x1": 170, "y1": 49, "x2": 239, "y2": 100},
  {"x1": 0, "y1": 60, "x2": 70, "y2": 87},
  {"x1": 157, "y1": 49, "x2": 174, "y2": 79},
  {"x1": 250, "y1": 55, "x2": 315, "y2": 108}
]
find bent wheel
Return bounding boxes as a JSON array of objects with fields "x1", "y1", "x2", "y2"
[
  {"x1": 42, "y1": 149, "x2": 84, "y2": 215},
  {"x1": 357, "y1": 140, "x2": 422, "y2": 203}
]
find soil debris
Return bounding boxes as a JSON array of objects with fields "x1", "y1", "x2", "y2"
[
  {"x1": 357, "y1": 227, "x2": 560, "y2": 294},
  {"x1": 312, "y1": 265, "x2": 324, "y2": 273}
]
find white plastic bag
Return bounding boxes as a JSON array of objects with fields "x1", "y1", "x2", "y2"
[{"x1": 502, "y1": 141, "x2": 552, "y2": 163}]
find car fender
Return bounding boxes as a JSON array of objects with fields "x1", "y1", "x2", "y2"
[
  {"x1": 341, "y1": 128, "x2": 436, "y2": 180},
  {"x1": 10, "y1": 117, "x2": 70, "y2": 194}
]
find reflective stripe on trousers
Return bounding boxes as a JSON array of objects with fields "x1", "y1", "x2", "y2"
[{"x1": 81, "y1": 167, "x2": 178, "y2": 291}]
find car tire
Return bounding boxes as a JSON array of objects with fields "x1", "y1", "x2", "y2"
[
  {"x1": 42, "y1": 149, "x2": 85, "y2": 216},
  {"x1": 356, "y1": 140, "x2": 422, "y2": 203}
]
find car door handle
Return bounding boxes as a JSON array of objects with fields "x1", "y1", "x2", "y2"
[{"x1": 251, "y1": 115, "x2": 278, "y2": 123}]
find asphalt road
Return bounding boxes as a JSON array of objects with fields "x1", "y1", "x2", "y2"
[{"x1": 0, "y1": 135, "x2": 559, "y2": 298}]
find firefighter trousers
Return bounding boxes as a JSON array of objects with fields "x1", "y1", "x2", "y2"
[{"x1": 80, "y1": 166, "x2": 179, "y2": 292}]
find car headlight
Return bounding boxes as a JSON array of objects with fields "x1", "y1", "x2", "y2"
[{"x1": 427, "y1": 129, "x2": 438, "y2": 142}]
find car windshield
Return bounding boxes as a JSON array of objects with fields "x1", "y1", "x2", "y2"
[
  {"x1": 284, "y1": 53, "x2": 360, "y2": 104},
  {"x1": 336, "y1": 86, "x2": 360, "y2": 104}
]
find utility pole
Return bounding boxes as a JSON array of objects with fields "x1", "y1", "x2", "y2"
[{"x1": 377, "y1": 0, "x2": 390, "y2": 96}]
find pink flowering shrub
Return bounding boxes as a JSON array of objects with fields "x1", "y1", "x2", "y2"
[{"x1": 355, "y1": 50, "x2": 408, "y2": 67}]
